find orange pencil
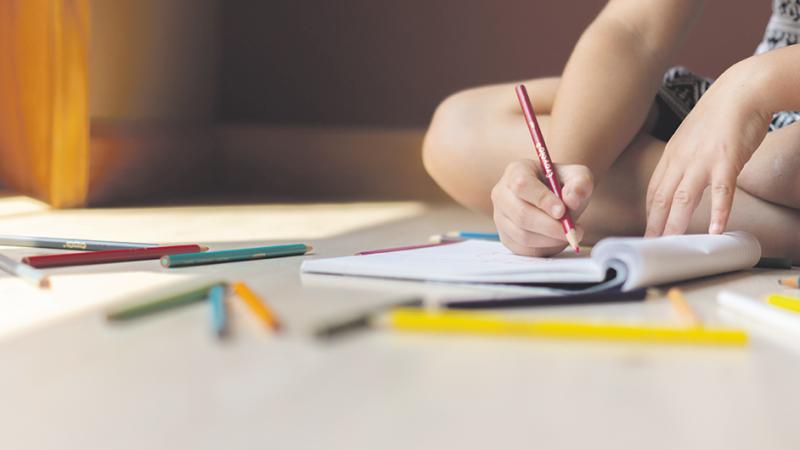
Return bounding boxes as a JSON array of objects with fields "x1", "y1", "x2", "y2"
[
  {"x1": 666, "y1": 287, "x2": 700, "y2": 327},
  {"x1": 233, "y1": 282, "x2": 281, "y2": 331}
]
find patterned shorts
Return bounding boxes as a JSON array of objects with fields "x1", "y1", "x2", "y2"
[{"x1": 650, "y1": 66, "x2": 800, "y2": 142}]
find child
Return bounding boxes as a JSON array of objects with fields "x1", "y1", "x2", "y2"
[{"x1": 422, "y1": 0, "x2": 800, "y2": 261}]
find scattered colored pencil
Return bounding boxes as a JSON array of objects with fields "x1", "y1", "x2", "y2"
[
  {"x1": 666, "y1": 287, "x2": 700, "y2": 326},
  {"x1": 161, "y1": 244, "x2": 311, "y2": 268},
  {"x1": 233, "y1": 282, "x2": 281, "y2": 331},
  {"x1": 208, "y1": 284, "x2": 228, "y2": 338},
  {"x1": 314, "y1": 298, "x2": 423, "y2": 340},
  {"x1": 355, "y1": 241, "x2": 457, "y2": 256},
  {"x1": 767, "y1": 293, "x2": 800, "y2": 314},
  {"x1": 0, "y1": 253, "x2": 50, "y2": 288},
  {"x1": 516, "y1": 84, "x2": 580, "y2": 252},
  {"x1": 0, "y1": 234, "x2": 157, "y2": 251},
  {"x1": 779, "y1": 276, "x2": 800, "y2": 289},
  {"x1": 387, "y1": 308, "x2": 746, "y2": 346},
  {"x1": 107, "y1": 281, "x2": 224, "y2": 321},
  {"x1": 755, "y1": 257, "x2": 792, "y2": 269},
  {"x1": 445, "y1": 231, "x2": 500, "y2": 240},
  {"x1": 717, "y1": 289, "x2": 800, "y2": 339},
  {"x1": 23, "y1": 245, "x2": 207, "y2": 268},
  {"x1": 428, "y1": 234, "x2": 469, "y2": 243}
]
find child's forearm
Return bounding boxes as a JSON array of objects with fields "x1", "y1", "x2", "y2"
[
  {"x1": 547, "y1": 0, "x2": 705, "y2": 183},
  {"x1": 747, "y1": 44, "x2": 800, "y2": 116}
]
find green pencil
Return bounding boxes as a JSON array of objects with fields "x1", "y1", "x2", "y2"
[
  {"x1": 107, "y1": 281, "x2": 225, "y2": 321},
  {"x1": 160, "y1": 244, "x2": 312, "y2": 268}
]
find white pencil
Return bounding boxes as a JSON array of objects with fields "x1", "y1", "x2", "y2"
[
  {"x1": 717, "y1": 289, "x2": 800, "y2": 339},
  {"x1": 0, "y1": 253, "x2": 50, "y2": 289}
]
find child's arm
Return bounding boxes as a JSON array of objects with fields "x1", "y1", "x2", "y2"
[
  {"x1": 493, "y1": 0, "x2": 706, "y2": 255},
  {"x1": 546, "y1": 0, "x2": 705, "y2": 179},
  {"x1": 645, "y1": 44, "x2": 800, "y2": 238}
]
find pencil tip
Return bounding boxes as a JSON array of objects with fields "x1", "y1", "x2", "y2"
[
  {"x1": 199, "y1": 246, "x2": 209, "y2": 251},
  {"x1": 40, "y1": 277, "x2": 51, "y2": 289},
  {"x1": 566, "y1": 229, "x2": 579, "y2": 253},
  {"x1": 305, "y1": 245, "x2": 313, "y2": 253}
]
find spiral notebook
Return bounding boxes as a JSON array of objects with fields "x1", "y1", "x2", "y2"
[{"x1": 301, "y1": 232, "x2": 762, "y2": 292}]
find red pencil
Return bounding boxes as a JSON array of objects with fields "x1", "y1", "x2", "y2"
[
  {"x1": 22, "y1": 245, "x2": 209, "y2": 268},
  {"x1": 355, "y1": 241, "x2": 457, "y2": 256},
  {"x1": 515, "y1": 84, "x2": 580, "y2": 253}
]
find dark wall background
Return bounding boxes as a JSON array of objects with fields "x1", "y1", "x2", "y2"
[{"x1": 216, "y1": 0, "x2": 771, "y2": 128}]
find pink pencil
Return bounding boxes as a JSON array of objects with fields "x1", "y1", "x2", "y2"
[
  {"x1": 515, "y1": 84, "x2": 580, "y2": 253},
  {"x1": 355, "y1": 241, "x2": 458, "y2": 256}
]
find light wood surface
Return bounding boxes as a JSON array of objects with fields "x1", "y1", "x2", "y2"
[{"x1": 0, "y1": 200, "x2": 798, "y2": 450}]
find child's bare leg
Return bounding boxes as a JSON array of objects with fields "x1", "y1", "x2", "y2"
[
  {"x1": 422, "y1": 78, "x2": 560, "y2": 215},
  {"x1": 737, "y1": 121, "x2": 800, "y2": 209},
  {"x1": 423, "y1": 77, "x2": 659, "y2": 216}
]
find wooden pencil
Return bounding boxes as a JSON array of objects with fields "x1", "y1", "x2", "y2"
[
  {"x1": 516, "y1": 84, "x2": 580, "y2": 252},
  {"x1": 161, "y1": 244, "x2": 311, "y2": 268},
  {"x1": 0, "y1": 253, "x2": 50, "y2": 288},
  {"x1": 23, "y1": 245, "x2": 208, "y2": 268},
  {"x1": 0, "y1": 234, "x2": 156, "y2": 251},
  {"x1": 233, "y1": 282, "x2": 282, "y2": 331},
  {"x1": 666, "y1": 287, "x2": 701, "y2": 327}
]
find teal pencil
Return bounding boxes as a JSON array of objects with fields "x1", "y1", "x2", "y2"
[
  {"x1": 161, "y1": 244, "x2": 312, "y2": 268},
  {"x1": 445, "y1": 231, "x2": 500, "y2": 240},
  {"x1": 107, "y1": 282, "x2": 225, "y2": 321},
  {"x1": 208, "y1": 284, "x2": 228, "y2": 338}
]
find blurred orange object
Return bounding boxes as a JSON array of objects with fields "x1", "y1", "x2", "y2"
[{"x1": 0, "y1": 0, "x2": 90, "y2": 208}]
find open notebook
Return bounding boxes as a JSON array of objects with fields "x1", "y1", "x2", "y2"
[{"x1": 301, "y1": 232, "x2": 762, "y2": 292}]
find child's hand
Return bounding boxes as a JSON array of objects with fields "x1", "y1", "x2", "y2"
[
  {"x1": 645, "y1": 64, "x2": 772, "y2": 237},
  {"x1": 492, "y1": 159, "x2": 593, "y2": 256}
]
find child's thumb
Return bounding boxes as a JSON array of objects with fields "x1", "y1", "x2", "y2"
[{"x1": 558, "y1": 165, "x2": 594, "y2": 211}]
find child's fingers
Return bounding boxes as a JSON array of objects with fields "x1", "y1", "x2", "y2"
[
  {"x1": 502, "y1": 160, "x2": 565, "y2": 220},
  {"x1": 708, "y1": 165, "x2": 737, "y2": 234},
  {"x1": 495, "y1": 212, "x2": 569, "y2": 257},
  {"x1": 493, "y1": 188, "x2": 573, "y2": 246},
  {"x1": 662, "y1": 171, "x2": 707, "y2": 236},
  {"x1": 646, "y1": 155, "x2": 669, "y2": 219},
  {"x1": 645, "y1": 168, "x2": 683, "y2": 237}
]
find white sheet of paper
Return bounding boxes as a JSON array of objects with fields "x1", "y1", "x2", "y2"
[
  {"x1": 302, "y1": 232, "x2": 762, "y2": 290},
  {"x1": 302, "y1": 240, "x2": 605, "y2": 283}
]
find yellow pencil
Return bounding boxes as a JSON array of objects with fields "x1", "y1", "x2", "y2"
[
  {"x1": 666, "y1": 287, "x2": 700, "y2": 327},
  {"x1": 233, "y1": 282, "x2": 281, "y2": 331},
  {"x1": 767, "y1": 293, "x2": 800, "y2": 314},
  {"x1": 386, "y1": 308, "x2": 746, "y2": 346}
]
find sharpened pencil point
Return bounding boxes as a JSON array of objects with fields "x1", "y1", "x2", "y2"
[
  {"x1": 566, "y1": 229, "x2": 579, "y2": 253},
  {"x1": 305, "y1": 245, "x2": 313, "y2": 253}
]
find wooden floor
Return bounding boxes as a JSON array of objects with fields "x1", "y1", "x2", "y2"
[{"x1": 0, "y1": 198, "x2": 798, "y2": 449}]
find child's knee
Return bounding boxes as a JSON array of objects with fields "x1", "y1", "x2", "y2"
[{"x1": 423, "y1": 89, "x2": 484, "y2": 178}]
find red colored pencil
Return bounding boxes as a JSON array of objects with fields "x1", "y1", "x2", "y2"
[
  {"x1": 515, "y1": 84, "x2": 580, "y2": 253},
  {"x1": 355, "y1": 241, "x2": 457, "y2": 256},
  {"x1": 22, "y1": 245, "x2": 209, "y2": 268}
]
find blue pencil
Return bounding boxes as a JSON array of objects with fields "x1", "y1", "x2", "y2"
[
  {"x1": 161, "y1": 244, "x2": 312, "y2": 268},
  {"x1": 208, "y1": 284, "x2": 228, "y2": 338}
]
